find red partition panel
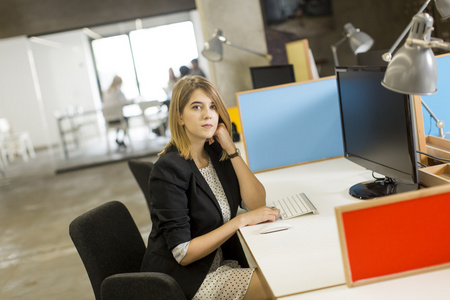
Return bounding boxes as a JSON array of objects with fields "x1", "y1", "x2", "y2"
[{"x1": 336, "y1": 185, "x2": 450, "y2": 287}]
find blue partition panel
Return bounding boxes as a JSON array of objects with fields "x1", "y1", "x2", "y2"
[
  {"x1": 422, "y1": 54, "x2": 450, "y2": 137},
  {"x1": 237, "y1": 77, "x2": 344, "y2": 172}
]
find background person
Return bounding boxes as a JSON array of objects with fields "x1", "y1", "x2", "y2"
[
  {"x1": 189, "y1": 58, "x2": 206, "y2": 77},
  {"x1": 179, "y1": 65, "x2": 190, "y2": 78},
  {"x1": 102, "y1": 75, "x2": 131, "y2": 148}
]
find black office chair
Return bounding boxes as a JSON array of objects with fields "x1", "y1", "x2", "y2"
[
  {"x1": 127, "y1": 159, "x2": 154, "y2": 210},
  {"x1": 69, "y1": 201, "x2": 185, "y2": 300}
]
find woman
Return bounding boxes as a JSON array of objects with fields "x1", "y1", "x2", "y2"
[
  {"x1": 102, "y1": 75, "x2": 130, "y2": 148},
  {"x1": 140, "y1": 75, "x2": 280, "y2": 299}
]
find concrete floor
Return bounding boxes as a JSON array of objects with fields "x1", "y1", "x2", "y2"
[{"x1": 0, "y1": 133, "x2": 164, "y2": 299}]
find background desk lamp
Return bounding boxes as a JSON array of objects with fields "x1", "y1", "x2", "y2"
[
  {"x1": 202, "y1": 29, "x2": 272, "y2": 62},
  {"x1": 331, "y1": 23, "x2": 374, "y2": 66}
]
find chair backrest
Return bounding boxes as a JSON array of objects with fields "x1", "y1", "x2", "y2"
[
  {"x1": 69, "y1": 201, "x2": 146, "y2": 300},
  {"x1": 102, "y1": 104, "x2": 125, "y2": 123},
  {"x1": 0, "y1": 118, "x2": 12, "y2": 135},
  {"x1": 127, "y1": 159, "x2": 154, "y2": 209},
  {"x1": 138, "y1": 100, "x2": 160, "y2": 111}
]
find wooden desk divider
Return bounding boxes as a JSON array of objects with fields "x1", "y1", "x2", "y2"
[
  {"x1": 335, "y1": 185, "x2": 450, "y2": 287},
  {"x1": 236, "y1": 76, "x2": 344, "y2": 173},
  {"x1": 285, "y1": 39, "x2": 317, "y2": 82}
]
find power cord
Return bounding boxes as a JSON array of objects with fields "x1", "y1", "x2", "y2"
[{"x1": 416, "y1": 150, "x2": 450, "y2": 166}]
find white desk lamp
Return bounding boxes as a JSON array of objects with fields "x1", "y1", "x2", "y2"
[
  {"x1": 331, "y1": 23, "x2": 374, "y2": 66},
  {"x1": 202, "y1": 29, "x2": 272, "y2": 62}
]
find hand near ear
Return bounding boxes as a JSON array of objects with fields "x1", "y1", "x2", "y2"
[{"x1": 213, "y1": 123, "x2": 235, "y2": 155}]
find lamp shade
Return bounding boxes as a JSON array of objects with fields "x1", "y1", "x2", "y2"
[
  {"x1": 202, "y1": 29, "x2": 224, "y2": 62},
  {"x1": 382, "y1": 13, "x2": 437, "y2": 95},
  {"x1": 344, "y1": 23, "x2": 374, "y2": 54},
  {"x1": 435, "y1": 0, "x2": 450, "y2": 19}
]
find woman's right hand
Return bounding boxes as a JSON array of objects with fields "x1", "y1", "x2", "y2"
[{"x1": 237, "y1": 206, "x2": 280, "y2": 227}]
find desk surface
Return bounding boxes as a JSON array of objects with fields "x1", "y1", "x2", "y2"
[
  {"x1": 283, "y1": 268, "x2": 450, "y2": 299},
  {"x1": 240, "y1": 157, "x2": 450, "y2": 299},
  {"x1": 240, "y1": 157, "x2": 372, "y2": 298}
]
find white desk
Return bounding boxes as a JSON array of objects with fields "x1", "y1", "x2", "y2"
[
  {"x1": 283, "y1": 268, "x2": 450, "y2": 299},
  {"x1": 239, "y1": 157, "x2": 450, "y2": 299},
  {"x1": 240, "y1": 157, "x2": 372, "y2": 298}
]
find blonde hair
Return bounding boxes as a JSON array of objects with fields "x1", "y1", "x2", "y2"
[
  {"x1": 160, "y1": 75, "x2": 232, "y2": 160},
  {"x1": 107, "y1": 75, "x2": 122, "y2": 92}
]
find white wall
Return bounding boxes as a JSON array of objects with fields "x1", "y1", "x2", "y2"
[
  {"x1": 0, "y1": 36, "x2": 51, "y2": 149},
  {"x1": 0, "y1": 31, "x2": 101, "y2": 150},
  {"x1": 190, "y1": 10, "x2": 209, "y2": 80},
  {"x1": 30, "y1": 30, "x2": 102, "y2": 148}
]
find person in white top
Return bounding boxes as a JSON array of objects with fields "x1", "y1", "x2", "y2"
[{"x1": 102, "y1": 76, "x2": 131, "y2": 148}]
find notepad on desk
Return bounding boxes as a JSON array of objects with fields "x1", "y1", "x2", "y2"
[{"x1": 272, "y1": 193, "x2": 318, "y2": 219}]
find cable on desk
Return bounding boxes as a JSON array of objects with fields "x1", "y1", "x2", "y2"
[
  {"x1": 371, "y1": 171, "x2": 385, "y2": 180},
  {"x1": 417, "y1": 161, "x2": 427, "y2": 168},
  {"x1": 416, "y1": 150, "x2": 450, "y2": 164}
]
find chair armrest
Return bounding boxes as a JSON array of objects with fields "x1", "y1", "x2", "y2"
[{"x1": 101, "y1": 272, "x2": 186, "y2": 300}]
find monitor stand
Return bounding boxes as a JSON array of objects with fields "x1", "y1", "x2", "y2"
[{"x1": 349, "y1": 177, "x2": 417, "y2": 200}]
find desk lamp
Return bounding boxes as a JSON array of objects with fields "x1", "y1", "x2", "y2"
[
  {"x1": 382, "y1": 0, "x2": 450, "y2": 138},
  {"x1": 382, "y1": 0, "x2": 450, "y2": 63},
  {"x1": 331, "y1": 23, "x2": 374, "y2": 66},
  {"x1": 381, "y1": 13, "x2": 450, "y2": 137},
  {"x1": 202, "y1": 29, "x2": 272, "y2": 62}
]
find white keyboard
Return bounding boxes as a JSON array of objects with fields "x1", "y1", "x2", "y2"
[{"x1": 273, "y1": 193, "x2": 318, "y2": 220}]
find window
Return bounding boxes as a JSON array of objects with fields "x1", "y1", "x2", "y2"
[
  {"x1": 91, "y1": 21, "x2": 199, "y2": 102},
  {"x1": 91, "y1": 35, "x2": 139, "y2": 99}
]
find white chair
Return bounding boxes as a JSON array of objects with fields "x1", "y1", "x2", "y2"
[
  {"x1": 0, "y1": 118, "x2": 36, "y2": 165},
  {"x1": 102, "y1": 105, "x2": 132, "y2": 153},
  {"x1": 139, "y1": 101, "x2": 168, "y2": 137},
  {"x1": 55, "y1": 106, "x2": 101, "y2": 159}
]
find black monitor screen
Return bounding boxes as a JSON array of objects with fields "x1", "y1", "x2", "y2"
[
  {"x1": 250, "y1": 65, "x2": 296, "y2": 89},
  {"x1": 336, "y1": 66, "x2": 418, "y2": 199}
]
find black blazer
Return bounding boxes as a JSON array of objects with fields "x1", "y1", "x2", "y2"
[{"x1": 140, "y1": 142, "x2": 248, "y2": 299}]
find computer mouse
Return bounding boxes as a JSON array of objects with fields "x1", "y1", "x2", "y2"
[{"x1": 258, "y1": 221, "x2": 292, "y2": 234}]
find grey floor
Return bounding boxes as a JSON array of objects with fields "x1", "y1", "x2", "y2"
[{"x1": 0, "y1": 130, "x2": 167, "y2": 299}]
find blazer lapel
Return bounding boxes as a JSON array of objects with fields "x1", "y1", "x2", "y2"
[
  {"x1": 205, "y1": 145, "x2": 239, "y2": 216},
  {"x1": 207, "y1": 150, "x2": 237, "y2": 215},
  {"x1": 186, "y1": 159, "x2": 222, "y2": 215}
]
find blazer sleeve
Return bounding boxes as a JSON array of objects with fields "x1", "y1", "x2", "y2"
[{"x1": 150, "y1": 156, "x2": 192, "y2": 251}]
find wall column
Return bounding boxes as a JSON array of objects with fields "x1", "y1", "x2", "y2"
[{"x1": 195, "y1": 0, "x2": 270, "y2": 107}]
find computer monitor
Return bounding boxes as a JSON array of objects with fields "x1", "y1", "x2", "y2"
[
  {"x1": 250, "y1": 65, "x2": 296, "y2": 89},
  {"x1": 336, "y1": 66, "x2": 419, "y2": 200}
]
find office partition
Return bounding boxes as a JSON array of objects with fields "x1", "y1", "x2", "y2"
[{"x1": 236, "y1": 76, "x2": 344, "y2": 172}]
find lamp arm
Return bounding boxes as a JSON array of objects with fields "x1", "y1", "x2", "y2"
[
  {"x1": 421, "y1": 97, "x2": 445, "y2": 138},
  {"x1": 407, "y1": 37, "x2": 450, "y2": 50},
  {"x1": 330, "y1": 35, "x2": 349, "y2": 66},
  {"x1": 382, "y1": 0, "x2": 431, "y2": 62},
  {"x1": 224, "y1": 40, "x2": 272, "y2": 60}
]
